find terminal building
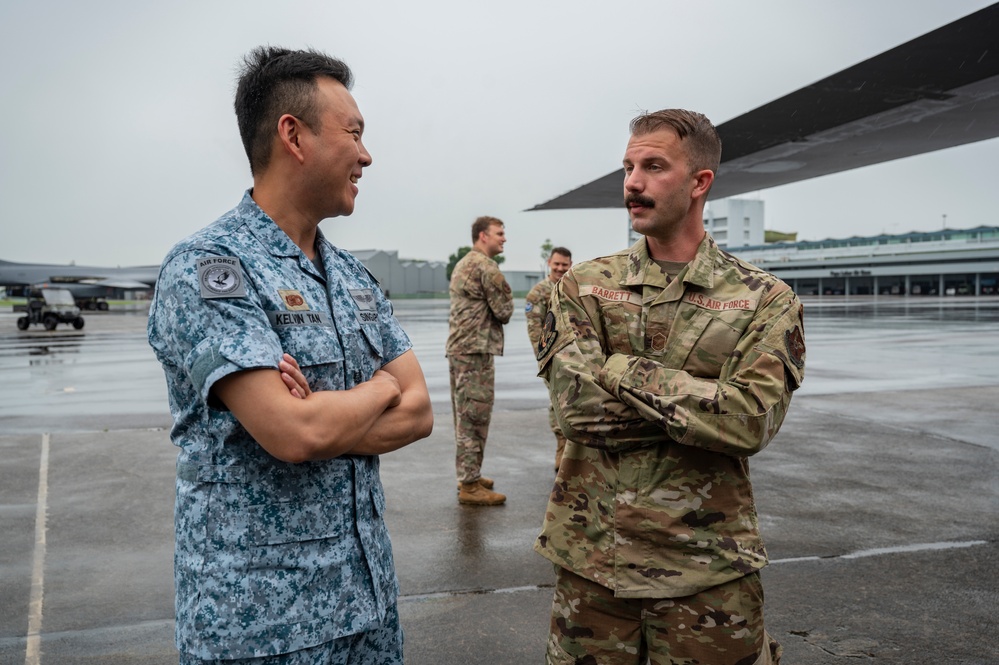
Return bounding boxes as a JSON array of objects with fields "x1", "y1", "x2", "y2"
[
  {"x1": 731, "y1": 225, "x2": 999, "y2": 296},
  {"x1": 355, "y1": 199, "x2": 999, "y2": 298},
  {"x1": 622, "y1": 198, "x2": 999, "y2": 297},
  {"x1": 697, "y1": 199, "x2": 999, "y2": 297}
]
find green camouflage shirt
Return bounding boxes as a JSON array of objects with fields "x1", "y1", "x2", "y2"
[
  {"x1": 525, "y1": 276, "x2": 555, "y2": 353},
  {"x1": 446, "y1": 248, "x2": 513, "y2": 356},
  {"x1": 534, "y1": 235, "x2": 805, "y2": 598}
]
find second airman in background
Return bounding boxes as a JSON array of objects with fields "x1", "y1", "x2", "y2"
[{"x1": 524, "y1": 246, "x2": 572, "y2": 470}]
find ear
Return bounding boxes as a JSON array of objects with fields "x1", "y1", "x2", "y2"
[
  {"x1": 275, "y1": 114, "x2": 307, "y2": 165},
  {"x1": 691, "y1": 169, "x2": 714, "y2": 199}
]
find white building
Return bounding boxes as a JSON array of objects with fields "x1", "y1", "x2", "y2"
[
  {"x1": 703, "y1": 198, "x2": 765, "y2": 249},
  {"x1": 626, "y1": 197, "x2": 765, "y2": 249}
]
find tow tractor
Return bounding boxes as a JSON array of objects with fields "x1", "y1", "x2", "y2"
[{"x1": 14, "y1": 287, "x2": 85, "y2": 330}]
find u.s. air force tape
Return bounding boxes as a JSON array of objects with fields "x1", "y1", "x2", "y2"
[{"x1": 197, "y1": 257, "x2": 247, "y2": 299}]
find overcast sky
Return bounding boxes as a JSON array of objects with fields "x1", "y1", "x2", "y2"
[{"x1": 1, "y1": 0, "x2": 996, "y2": 272}]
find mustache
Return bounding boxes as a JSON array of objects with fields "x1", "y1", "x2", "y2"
[{"x1": 624, "y1": 194, "x2": 655, "y2": 208}]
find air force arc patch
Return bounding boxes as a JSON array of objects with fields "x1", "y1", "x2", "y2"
[{"x1": 197, "y1": 257, "x2": 247, "y2": 299}]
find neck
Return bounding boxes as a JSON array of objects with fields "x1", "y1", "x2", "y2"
[
  {"x1": 252, "y1": 175, "x2": 319, "y2": 259},
  {"x1": 644, "y1": 209, "x2": 706, "y2": 261}
]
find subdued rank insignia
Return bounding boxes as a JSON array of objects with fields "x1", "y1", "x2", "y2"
[
  {"x1": 536, "y1": 311, "x2": 558, "y2": 360},
  {"x1": 349, "y1": 288, "x2": 378, "y2": 324},
  {"x1": 278, "y1": 289, "x2": 310, "y2": 311},
  {"x1": 197, "y1": 257, "x2": 246, "y2": 299},
  {"x1": 785, "y1": 325, "x2": 805, "y2": 368}
]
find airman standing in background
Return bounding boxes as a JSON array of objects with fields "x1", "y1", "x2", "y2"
[
  {"x1": 446, "y1": 216, "x2": 513, "y2": 505},
  {"x1": 524, "y1": 246, "x2": 572, "y2": 470}
]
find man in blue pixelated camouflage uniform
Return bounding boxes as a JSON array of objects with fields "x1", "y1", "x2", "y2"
[{"x1": 148, "y1": 46, "x2": 433, "y2": 664}]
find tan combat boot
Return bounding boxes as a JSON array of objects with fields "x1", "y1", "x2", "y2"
[
  {"x1": 455, "y1": 476, "x2": 494, "y2": 491},
  {"x1": 458, "y1": 481, "x2": 506, "y2": 506}
]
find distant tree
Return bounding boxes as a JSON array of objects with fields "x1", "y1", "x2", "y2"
[
  {"x1": 540, "y1": 238, "x2": 553, "y2": 272},
  {"x1": 765, "y1": 230, "x2": 798, "y2": 243},
  {"x1": 446, "y1": 245, "x2": 505, "y2": 281}
]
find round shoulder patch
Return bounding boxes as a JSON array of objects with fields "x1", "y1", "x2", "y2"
[
  {"x1": 196, "y1": 256, "x2": 247, "y2": 299},
  {"x1": 202, "y1": 265, "x2": 241, "y2": 295}
]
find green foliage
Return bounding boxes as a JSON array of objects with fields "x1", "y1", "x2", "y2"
[
  {"x1": 540, "y1": 237, "x2": 554, "y2": 261},
  {"x1": 765, "y1": 230, "x2": 798, "y2": 243}
]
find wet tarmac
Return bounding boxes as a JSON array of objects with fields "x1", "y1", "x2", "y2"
[{"x1": 1, "y1": 296, "x2": 997, "y2": 664}]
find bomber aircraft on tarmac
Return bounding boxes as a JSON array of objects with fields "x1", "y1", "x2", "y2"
[{"x1": 0, "y1": 259, "x2": 158, "y2": 309}]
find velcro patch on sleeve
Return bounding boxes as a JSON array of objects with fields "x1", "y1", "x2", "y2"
[{"x1": 197, "y1": 257, "x2": 246, "y2": 299}]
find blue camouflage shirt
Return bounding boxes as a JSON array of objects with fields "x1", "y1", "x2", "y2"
[{"x1": 147, "y1": 191, "x2": 412, "y2": 659}]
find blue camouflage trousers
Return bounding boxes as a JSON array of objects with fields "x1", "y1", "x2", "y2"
[
  {"x1": 178, "y1": 604, "x2": 404, "y2": 665},
  {"x1": 547, "y1": 566, "x2": 781, "y2": 665}
]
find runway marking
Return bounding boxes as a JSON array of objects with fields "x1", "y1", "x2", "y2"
[
  {"x1": 772, "y1": 539, "x2": 987, "y2": 564},
  {"x1": 400, "y1": 583, "x2": 554, "y2": 603},
  {"x1": 24, "y1": 433, "x2": 50, "y2": 665},
  {"x1": 401, "y1": 541, "x2": 989, "y2": 603}
]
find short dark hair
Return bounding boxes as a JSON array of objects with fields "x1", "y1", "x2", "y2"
[
  {"x1": 550, "y1": 247, "x2": 571, "y2": 259},
  {"x1": 630, "y1": 109, "x2": 722, "y2": 175},
  {"x1": 234, "y1": 46, "x2": 353, "y2": 175},
  {"x1": 471, "y1": 216, "x2": 503, "y2": 244}
]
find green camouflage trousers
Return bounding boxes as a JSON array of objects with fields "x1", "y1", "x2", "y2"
[
  {"x1": 448, "y1": 353, "x2": 495, "y2": 484},
  {"x1": 547, "y1": 567, "x2": 781, "y2": 665}
]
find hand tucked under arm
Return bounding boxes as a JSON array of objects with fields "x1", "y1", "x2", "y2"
[{"x1": 279, "y1": 353, "x2": 311, "y2": 398}]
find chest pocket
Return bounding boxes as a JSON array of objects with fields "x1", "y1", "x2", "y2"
[
  {"x1": 273, "y1": 323, "x2": 344, "y2": 392},
  {"x1": 669, "y1": 306, "x2": 745, "y2": 379},
  {"x1": 357, "y1": 319, "x2": 384, "y2": 360},
  {"x1": 598, "y1": 302, "x2": 644, "y2": 356}
]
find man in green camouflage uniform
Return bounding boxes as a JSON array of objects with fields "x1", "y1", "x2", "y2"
[
  {"x1": 447, "y1": 216, "x2": 514, "y2": 505},
  {"x1": 535, "y1": 109, "x2": 805, "y2": 664},
  {"x1": 525, "y1": 246, "x2": 573, "y2": 470}
]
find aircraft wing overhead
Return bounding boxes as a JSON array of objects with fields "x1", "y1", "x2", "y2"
[{"x1": 529, "y1": 2, "x2": 999, "y2": 210}]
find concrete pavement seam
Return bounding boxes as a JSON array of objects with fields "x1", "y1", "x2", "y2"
[{"x1": 24, "y1": 432, "x2": 50, "y2": 665}]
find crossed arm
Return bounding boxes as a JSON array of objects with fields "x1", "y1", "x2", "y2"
[
  {"x1": 542, "y1": 277, "x2": 803, "y2": 458},
  {"x1": 213, "y1": 349, "x2": 433, "y2": 463}
]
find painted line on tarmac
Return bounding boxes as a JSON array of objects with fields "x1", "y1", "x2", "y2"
[
  {"x1": 400, "y1": 541, "x2": 990, "y2": 602},
  {"x1": 401, "y1": 583, "x2": 555, "y2": 603},
  {"x1": 24, "y1": 433, "x2": 50, "y2": 665},
  {"x1": 772, "y1": 539, "x2": 987, "y2": 565}
]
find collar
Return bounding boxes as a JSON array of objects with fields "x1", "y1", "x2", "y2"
[
  {"x1": 234, "y1": 190, "x2": 329, "y2": 281},
  {"x1": 621, "y1": 235, "x2": 717, "y2": 290}
]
